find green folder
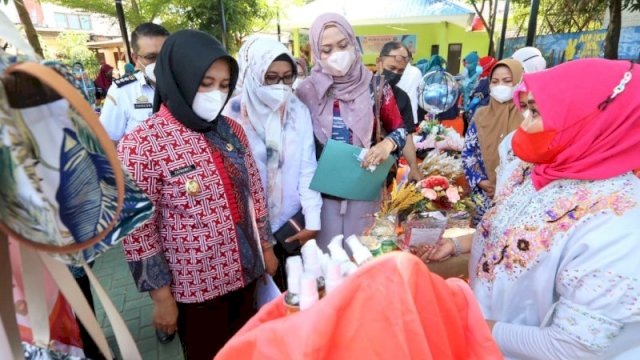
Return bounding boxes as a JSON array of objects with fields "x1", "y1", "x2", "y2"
[{"x1": 310, "y1": 139, "x2": 395, "y2": 201}]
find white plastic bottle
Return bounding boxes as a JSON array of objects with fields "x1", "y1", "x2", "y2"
[
  {"x1": 324, "y1": 259, "x2": 344, "y2": 294},
  {"x1": 301, "y1": 240, "x2": 323, "y2": 278},
  {"x1": 345, "y1": 235, "x2": 373, "y2": 266},
  {"x1": 299, "y1": 272, "x2": 320, "y2": 310},
  {"x1": 327, "y1": 235, "x2": 350, "y2": 263}
]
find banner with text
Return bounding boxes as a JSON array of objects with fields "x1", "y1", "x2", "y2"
[{"x1": 356, "y1": 35, "x2": 417, "y2": 57}]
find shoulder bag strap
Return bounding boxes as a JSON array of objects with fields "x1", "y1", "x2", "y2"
[
  {"x1": 371, "y1": 73, "x2": 385, "y2": 144},
  {"x1": 0, "y1": 233, "x2": 25, "y2": 360},
  {"x1": 19, "y1": 243, "x2": 50, "y2": 349},
  {"x1": 83, "y1": 262, "x2": 142, "y2": 360},
  {"x1": 37, "y1": 253, "x2": 129, "y2": 359}
]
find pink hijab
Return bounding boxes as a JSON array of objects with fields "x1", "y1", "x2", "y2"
[
  {"x1": 522, "y1": 58, "x2": 640, "y2": 189},
  {"x1": 295, "y1": 13, "x2": 374, "y2": 147}
]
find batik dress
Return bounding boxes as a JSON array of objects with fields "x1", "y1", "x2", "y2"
[{"x1": 462, "y1": 121, "x2": 493, "y2": 225}]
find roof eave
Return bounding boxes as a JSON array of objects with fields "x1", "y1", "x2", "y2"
[{"x1": 281, "y1": 14, "x2": 473, "y2": 30}]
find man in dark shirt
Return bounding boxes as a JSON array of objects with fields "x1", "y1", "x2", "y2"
[{"x1": 377, "y1": 41, "x2": 422, "y2": 181}]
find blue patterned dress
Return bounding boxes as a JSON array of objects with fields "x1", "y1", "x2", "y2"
[{"x1": 462, "y1": 121, "x2": 492, "y2": 225}]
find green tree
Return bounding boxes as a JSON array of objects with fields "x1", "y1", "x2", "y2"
[
  {"x1": 6, "y1": 0, "x2": 44, "y2": 57},
  {"x1": 49, "y1": 0, "x2": 277, "y2": 52},
  {"x1": 48, "y1": 0, "x2": 170, "y2": 26},
  {"x1": 509, "y1": 0, "x2": 639, "y2": 60},
  {"x1": 510, "y1": 0, "x2": 606, "y2": 37},
  {"x1": 53, "y1": 31, "x2": 100, "y2": 77},
  {"x1": 604, "y1": 0, "x2": 640, "y2": 59},
  {"x1": 466, "y1": 0, "x2": 500, "y2": 57},
  {"x1": 175, "y1": 0, "x2": 275, "y2": 52}
]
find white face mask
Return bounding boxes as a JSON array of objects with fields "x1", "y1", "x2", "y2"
[
  {"x1": 143, "y1": 62, "x2": 156, "y2": 83},
  {"x1": 192, "y1": 90, "x2": 227, "y2": 122},
  {"x1": 257, "y1": 83, "x2": 292, "y2": 111},
  {"x1": 292, "y1": 78, "x2": 303, "y2": 90},
  {"x1": 490, "y1": 84, "x2": 515, "y2": 103},
  {"x1": 320, "y1": 50, "x2": 356, "y2": 77}
]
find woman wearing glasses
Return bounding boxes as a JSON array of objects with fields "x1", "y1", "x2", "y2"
[{"x1": 224, "y1": 37, "x2": 323, "y2": 255}]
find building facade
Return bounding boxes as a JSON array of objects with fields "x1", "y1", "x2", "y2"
[{"x1": 1, "y1": 0, "x2": 125, "y2": 72}]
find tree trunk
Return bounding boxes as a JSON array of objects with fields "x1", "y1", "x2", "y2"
[
  {"x1": 488, "y1": 36, "x2": 495, "y2": 57},
  {"x1": 131, "y1": 0, "x2": 141, "y2": 19},
  {"x1": 487, "y1": 0, "x2": 498, "y2": 57},
  {"x1": 13, "y1": 0, "x2": 44, "y2": 58},
  {"x1": 604, "y1": 0, "x2": 621, "y2": 59}
]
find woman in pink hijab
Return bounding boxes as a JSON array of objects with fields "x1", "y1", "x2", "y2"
[
  {"x1": 296, "y1": 13, "x2": 407, "y2": 251},
  {"x1": 424, "y1": 59, "x2": 640, "y2": 359}
]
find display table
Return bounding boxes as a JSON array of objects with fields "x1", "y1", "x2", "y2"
[{"x1": 426, "y1": 227, "x2": 474, "y2": 279}]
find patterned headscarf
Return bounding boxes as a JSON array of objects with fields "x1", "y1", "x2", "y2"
[
  {"x1": 231, "y1": 37, "x2": 301, "y2": 225},
  {"x1": 296, "y1": 13, "x2": 374, "y2": 147}
]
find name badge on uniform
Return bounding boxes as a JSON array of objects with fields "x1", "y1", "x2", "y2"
[
  {"x1": 134, "y1": 95, "x2": 152, "y2": 109},
  {"x1": 170, "y1": 164, "x2": 197, "y2": 177}
]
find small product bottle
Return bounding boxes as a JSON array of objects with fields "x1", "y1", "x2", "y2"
[
  {"x1": 324, "y1": 259, "x2": 344, "y2": 294},
  {"x1": 284, "y1": 256, "x2": 304, "y2": 314},
  {"x1": 301, "y1": 240, "x2": 325, "y2": 294},
  {"x1": 327, "y1": 235, "x2": 351, "y2": 263},
  {"x1": 286, "y1": 255, "x2": 303, "y2": 277},
  {"x1": 340, "y1": 261, "x2": 359, "y2": 277},
  {"x1": 345, "y1": 235, "x2": 373, "y2": 266},
  {"x1": 301, "y1": 241, "x2": 322, "y2": 275},
  {"x1": 299, "y1": 272, "x2": 320, "y2": 311}
]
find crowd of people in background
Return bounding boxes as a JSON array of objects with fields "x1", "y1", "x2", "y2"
[{"x1": 60, "y1": 11, "x2": 640, "y2": 360}]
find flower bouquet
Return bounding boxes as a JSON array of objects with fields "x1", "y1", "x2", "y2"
[
  {"x1": 414, "y1": 119, "x2": 464, "y2": 152},
  {"x1": 414, "y1": 175, "x2": 479, "y2": 229}
]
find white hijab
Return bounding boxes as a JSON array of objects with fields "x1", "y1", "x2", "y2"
[
  {"x1": 512, "y1": 47, "x2": 547, "y2": 74},
  {"x1": 235, "y1": 35, "x2": 260, "y2": 92},
  {"x1": 236, "y1": 37, "x2": 300, "y2": 225}
]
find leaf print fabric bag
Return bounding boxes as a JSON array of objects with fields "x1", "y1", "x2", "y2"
[
  {"x1": 0, "y1": 50, "x2": 152, "y2": 359},
  {"x1": 0, "y1": 62, "x2": 153, "y2": 265}
]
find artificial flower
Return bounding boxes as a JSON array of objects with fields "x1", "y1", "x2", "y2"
[
  {"x1": 422, "y1": 175, "x2": 450, "y2": 190},
  {"x1": 446, "y1": 187, "x2": 461, "y2": 203},
  {"x1": 422, "y1": 188, "x2": 438, "y2": 200}
]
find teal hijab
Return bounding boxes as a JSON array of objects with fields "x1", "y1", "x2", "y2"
[{"x1": 464, "y1": 51, "x2": 480, "y2": 77}]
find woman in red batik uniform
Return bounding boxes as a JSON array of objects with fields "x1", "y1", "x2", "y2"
[{"x1": 117, "y1": 30, "x2": 278, "y2": 360}]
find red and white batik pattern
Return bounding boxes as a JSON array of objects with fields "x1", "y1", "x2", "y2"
[{"x1": 118, "y1": 106, "x2": 269, "y2": 303}]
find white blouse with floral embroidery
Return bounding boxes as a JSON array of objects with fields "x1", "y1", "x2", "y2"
[{"x1": 470, "y1": 166, "x2": 640, "y2": 360}]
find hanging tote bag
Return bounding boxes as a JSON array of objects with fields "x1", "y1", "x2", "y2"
[
  {"x1": 0, "y1": 61, "x2": 154, "y2": 264},
  {"x1": 0, "y1": 60, "x2": 154, "y2": 359}
]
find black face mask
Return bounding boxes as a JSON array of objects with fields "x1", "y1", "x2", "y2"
[{"x1": 382, "y1": 69, "x2": 401, "y2": 87}]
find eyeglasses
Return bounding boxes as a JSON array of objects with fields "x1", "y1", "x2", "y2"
[
  {"x1": 136, "y1": 53, "x2": 158, "y2": 63},
  {"x1": 382, "y1": 55, "x2": 409, "y2": 63},
  {"x1": 264, "y1": 74, "x2": 296, "y2": 86}
]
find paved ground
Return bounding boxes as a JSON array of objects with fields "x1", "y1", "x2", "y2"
[{"x1": 92, "y1": 244, "x2": 184, "y2": 360}]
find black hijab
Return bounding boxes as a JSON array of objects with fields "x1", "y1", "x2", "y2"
[{"x1": 153, "y1": 29, "x2": 239, "y2": 132}]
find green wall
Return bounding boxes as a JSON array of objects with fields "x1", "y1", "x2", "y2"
[{"x1": 352, "y1": 22, "x2": 489, "y2": 71}]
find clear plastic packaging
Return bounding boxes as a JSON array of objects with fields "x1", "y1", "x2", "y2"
[{"x1": 399, "y1": 211, "x2": 448, "y2": 250}]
